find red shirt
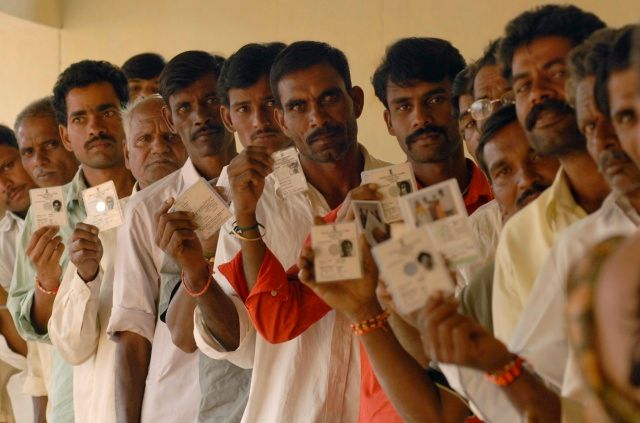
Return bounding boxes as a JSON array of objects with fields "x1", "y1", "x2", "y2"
[{"x1": 219, "y1": 163, "x2": 492, "y2": 422}]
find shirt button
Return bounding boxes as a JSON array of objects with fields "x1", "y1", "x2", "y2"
[{"x1": 270, "y1": 290, "x2": 278, "y2": 297}]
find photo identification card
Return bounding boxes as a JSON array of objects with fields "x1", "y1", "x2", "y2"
[
  {"x1": 398, "y1": 178, "x2": 479, "y2": 268},
  {"x1": 29, "y1": 186, "x2": 68, "y2": 229},
  {"x1": 361, "y1": 162, "x2": 417, "y2": 223},
  {"x1": 172, "y1": 178, "x2": 232, "y2": 239},
  {"x1": 311, "y1": 221, "x2": 362, "y2": 282},
  {"x1": 372, "y1": 227, "x2": 454, "y2": 315},
  {"x1": 351, "y1": 200, "x2": 390, "y2": 246},
  {"x1": 82, "y1": 180, "x2": 123, "y2": 232},
  {"x1": 272, "y1": 147, "x2": 308, "y2": 199}
]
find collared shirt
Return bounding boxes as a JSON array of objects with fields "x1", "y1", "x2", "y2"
[
  {"x1": 458, "y1": 200, "x2": 502, "y2": 284},
  {"x1": 48, "y1": 194, "x2": 130, "y2": 423},
  {"x1": 195, "y1": 145, "x2": 389, "y2": 423},
  {"x1": 8, "y1": 168, "x2": 94, "y2": 423},
  {"x1": 108, "y1": 159, "x2": 248, "y2": 423},
  {"x1": 462, "y1": 159, "x2": 494, "y2": 215},
  {"x1": 442, "y1": 192, "x2": 639, "y2": 423},
  {"x1": 492, "y1": 169, "x2": 587, "y2": 344}
]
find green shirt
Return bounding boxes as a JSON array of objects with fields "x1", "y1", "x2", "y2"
[{"x1": 8, "y1": 168, "x2": 89, "y2": 423}]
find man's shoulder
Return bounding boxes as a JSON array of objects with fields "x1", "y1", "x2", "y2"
[
  {"x1": 125, "y1": 169, "x2": 182, "y2": 216},
  {"x1": 500, "y1": 189, "x2": 551, "y2": 237}
]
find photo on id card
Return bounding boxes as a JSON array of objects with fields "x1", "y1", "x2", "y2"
[
  {"x1": 81, "y1": 180, "x2": 123, "y2": 232},
  {"x1": 171, "y1": 178, "x2": 232, "y2": 239},
  {"x1": 351, "y1": 200, "x2": 391, "y2": 246},
  {"x1": 29, "y1": 186, "x2": 68, "y2": 229},
  {"x1": 398, "y1": 178, "x2": 478, "y2": 268},
  {"x1": 361, "y1": 162, "x2": 417, "y2": 223},
  {"x1": 311, "y1": 221, "x2": 362, "y2": 282},
  {"x1": 272, "y1": 146, "x2": 308, "y2": 199},
  {"x1": 372, "y1": 227, "x2": 454, "y2": 315}
]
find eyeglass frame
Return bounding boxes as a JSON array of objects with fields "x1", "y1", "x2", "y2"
[{"x1": 467, "y1": 91, "x2": 516, "y2": 122}]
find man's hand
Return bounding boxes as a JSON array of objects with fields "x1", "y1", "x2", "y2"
[
  {"x1": 68, "y1": 223, "x2": 102, "y2": 282},
  {"x1": 154, "y1": 198, "x2": 207, "y2": 284},
  {"x1": 336, "y1": 183, "x2": 383, "y2": 222},
  {"x1": 26, "y1": 226, "x2": 64, "y2": 290},
  {"x1": 227, "y1": 146, "x2": 273, "y2": 220},
  {"x1": 419, "y1": 294, "x2": 514, "y2": 373},
  {"x1": 298, "y1": 218, "x2": 381, "y2": 322}
]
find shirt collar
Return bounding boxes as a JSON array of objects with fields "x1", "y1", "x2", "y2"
[
  {"x1": 612, "y1": 192, "x2": 640, "y2": 226},
  {"x1": 179, "y1": 157, "x2": 205, "y2": 191},
  {"x1": 0, "y1": 210, "x2": 23, "y2": 233},
  {"x1": 544, "y1": 168, "x2": 585, "y2": 223}
]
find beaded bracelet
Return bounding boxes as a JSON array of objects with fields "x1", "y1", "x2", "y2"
[
  {"x1": 350, "y1": 309, "x2": 390, "y2": 336},
  {"x1": 485, "y1": 355, "x2": 525, "y2": 387},
  {"x1": 35, "y1": 276, "x2": 59, "y2": 295},
  {"x1": 180, "y1": 264, "x2": 213, "y2": 297}
]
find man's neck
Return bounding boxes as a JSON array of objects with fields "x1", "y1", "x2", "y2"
[
  {"x1": 300, "y1": 143, "x2": 363, "y2": 209},
  {"x1": 82, "y1": 165, "x2": 136, "y2": 199},
  {"x1": 558, "y1": 150, "x2": 610, "y2": 214},
  {"x1": 623, "y1": 188, "x2": 640, "y2": 216},
  {"x1": 193, "y1": 150, "x2": 237, "y2": 181},
  {"x1": 412, "y1": 145, "x2": 470, "y2": 191}
]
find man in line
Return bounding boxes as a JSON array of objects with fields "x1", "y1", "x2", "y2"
[
  {"x1": 107, "y1": 50, "x2": 242, "y2": 423},
  {"x1": 122, "y1": 53, "x2": 165, "y2": 102},
  {"x1": 491, "y1": 4, "x2": 609, "y2": 343},
  {"x1": 8, "y1": 60, "x2": 135, "y2": 422},
  {"x1": 192, "y1": 41, "x2": 389, "y2": 422},
  {"x1": 47, "y1": 93, "x2": 188, "y2": 423}
]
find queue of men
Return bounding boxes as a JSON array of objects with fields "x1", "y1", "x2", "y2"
[{"x1": 0, "y1": 3, "x2": 638, "y2": 422}]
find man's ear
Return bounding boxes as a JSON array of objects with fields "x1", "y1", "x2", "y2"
[
  {"x1": 59, "y1": 124, "x2": 74, "y2": 153},
  {"x1": 220, "y1": 105, "x2": 236, "y2": 134},
  {"x1": 274, "y1": 107, "x2": 289, "y2": 138},
  {"x1": 383, "y1": 109, "x2": 396, "y2": 136},
  {"x1": 350, "y1": 86, "x2": 365, "y2": 118},
  {"x1": 161, "y1": 105, "x2": 176, "y2": 133}
]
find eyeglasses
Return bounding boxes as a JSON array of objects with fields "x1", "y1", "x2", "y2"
[{"x1": 468, "y1": 91, "x2": 515, "y2": 121}]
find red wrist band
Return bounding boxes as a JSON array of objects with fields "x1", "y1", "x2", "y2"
[
  {"x1": 350, "y1": 309, "x2": 389, "y2": 336},
  {"x1": 181, "y1": 263, "x2": 213, "y2": 297},
  {"x1": 485, "y1": 355, "x2": 525, "y2": 387},
  {"x1": 35, "y1": 276, "x2": 59, "y2": 295}
]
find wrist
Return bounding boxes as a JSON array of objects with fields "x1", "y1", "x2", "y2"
[
  {"x1": 483, "y1": 350, "x2": 517, "y2": 374},
  {"x1": 78, "y1": 268, "x2": 99, "y2": 283},
  {"x1": 346, "y1": 300, "x2": 384, "y2": 323},
  {"x1": 235, "y1": 212, "x2": 258, "y2": 227},
  {"x1": 184, "y1": 261, "x2": 210, "y2": 291},
  {"x1": 36, "y1": 274, "x2": 60, "y2": 290}
]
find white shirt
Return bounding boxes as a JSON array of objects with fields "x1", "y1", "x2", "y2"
[
  {"x1": 458, "y1": 200, "x2": 502, "y2": 284},
  {"x1": 442, "y1": 193, "x2": 640, "y2": 422},
  {"x1": 195, "y1": 146, "x2": 390, "y2": 423},
  {"x1": 48, "y1": 195, "x2": 130, "y2": 423},
  {"x1": 108, "y1": 159, "x2": 208, "y2": 423}
]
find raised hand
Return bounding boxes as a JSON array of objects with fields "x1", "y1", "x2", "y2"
[
  {"x1": 227, "y1": 145, "x2": 273, "y2": 219},
  {"x1": 298, "y1": 218, "x2": 382, "y2": 322},
  {"x1": 68, "y1": 223, "x2": 102, "y2": 282},
  {"x1": 336, "y1": 183, "x2": 383, "y2": 222},
  {"x1": 419, "y1": 294, "x2": 514, "y2": 373},
  {"x1": 26, "y1": 226, "x2": 64, "y2": 290}
]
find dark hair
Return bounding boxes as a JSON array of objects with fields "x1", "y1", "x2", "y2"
[
  {"x1": 218, "y1": 42, "x2": 286, "y2": 106},
  {"x1": 122, "y1": 53, "x2": 166, "y2": 80},
  {"x1": 476, "y1": 104, "x2": 518, "y2": 179},
  {"x1": 14, "y1": 97, "x2": 57, "y2": 134},
  {"x1": 451, "y1": 68, "x2": 473, "y2": 119},
  {"x1": 372, "y1": 37, "x2": 466, "y2": 108},
  {"x1": 270, "y1": 41, "x2": 352, "y2": 106},
  {"x1": 594, "y1": 25, "x2": 638, "y2": 116},
  {"x1": 498, "y1": 5, "x2": 606, "y2": 80},
  {"x1": 467, "y1": 39, "x2": 502, "y2": 95},
  {"x1": 52, "y1": 60, "x2": 129, "y2": 125},
  {"x1": 0, "y1": 125, "x2": 18, "y2": 149},
  {"x1": 159, "y1": 51, "x2": 225, "y2": 106}
]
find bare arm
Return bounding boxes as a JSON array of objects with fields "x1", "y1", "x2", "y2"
[
  {"x1": 0, "y1": 287, "x2": 27, "y2": 356},
  {"x1": 32, "y1": 396, "x2": 47, "y2": 423},
  {"x1": 114, "y1": 331, "x2": 151, "y2": 423},
  {"x1": 165, "y1": 286, "x2": 197, "y2": 353}
]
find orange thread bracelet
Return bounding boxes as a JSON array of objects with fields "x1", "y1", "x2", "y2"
[
  {"x1": 35, "y1": 276, "x2": 59, "y2": 295},
  {"x1": 180, "y1": 264, "x2": 213, "y2": 297},
  {"x1": 350, "y1": 309, "x2": 390, "y2": 336},
  {"x1": 485, "y1": 355, "x2": 525, "y2": 386}
]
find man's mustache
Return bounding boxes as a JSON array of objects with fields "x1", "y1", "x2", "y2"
[
  {"x1": 306, "y1": 125, "x2": 343, "y2": 145},
  {"x1": 191, "y1": 123, "x2": 223, "y2": 141},
  {"x1": 251, "y1": 129, "x2": 280, "y2": 141},
  {"x1": 85, "y1": 133, "x2": 116, "y2": 150},
  {"x1": 516, "y1": 181, "x2": 549, "y2": 208},
  {"x1": 598, "y1": 149, "x2": 631, "y2": 172},
  {"x1": 525, "y1": 98, "x2": 574, "y2": 131},
  {"x1": 406, "y1": 125, "x2": 447, "y2": 146}
]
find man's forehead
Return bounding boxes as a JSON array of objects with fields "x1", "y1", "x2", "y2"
[
  {"x1": 229, "y1": 76, "x2": 273, "y2": 104},
  {"x1": 170, "y1": 74, "x2": 218, "y2": 100},
  {"x1": 277, "y1": 64, "x2": 346, "y2": 96},
  {"x1": 66, "y1": 81, "x2": 120, "y2": 108},
  {"x1": 0, "y1": 145, "x2": 19, "y2": 161},
  {"x1": 387, "y1": 78, "x2": 451, "y2": 97},
  {"x1": 512, "y1": 36, "x2": 573, "y2": 74},
  {"x1": 574, "y1": 76, "x2": 597, "y2": 116},
  {"x1": 474, "y1": 66, "x2": 509, "y2": 99},
  {"x1": 609, "y1": 69, "x2": 638, "y2": 102}
]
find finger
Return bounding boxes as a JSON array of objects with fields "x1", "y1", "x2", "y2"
[
  {"x1": 29, "y1": 227, "x2": 60, "y2": 261},
  {"x1": 437, "y1": 314, "x2": 468, "y2": 363},
  {"x1": 167, "y1": 229, "x2": 200, "y2": 254},
  {"x1": 298, "y1": 266, "x2": 317, "y2": 285},
  {"x1": 351, "y1": 183, "x2": 382, "y2": 201},
  {"x1": 74, "y1": 222, "x2": 99, "y2": 236},
  {"x1": 157, "y1": 214, "x2": 197, "y2": 248},
  {"x1": 41, "y1": 236, "x2": 64, "y2": 262},
  {"x1": 26, "y1": 226, "x2": 56, "y2": 255},
  {"x1": 69, "y1": 237, "x2": 102, "y2": 254},
  {"x1": 154, "y1": 198, "x2": 175, "y2": 227},
  {"x1": 358, "y1": 234, "x2": 378, "y2": 278},
  {"x1": 70, "y1": 227, "x2": 101, "y2": 245},
  {"x1": 50, "y1": 242, "x2": 65, "y2": 263},
  {"x1": 70, "y1": 250, "x2": 102, "y2": 263}
]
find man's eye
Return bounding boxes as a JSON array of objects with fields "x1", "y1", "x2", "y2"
[
  {"x1": 428, "y1": 95, "x2": 446, "y2": 105},
  {"x1": 21, "y1": 149, "x2": 33, "y2": 158},
  {"x1": 464, "y1": 119, "x2": 476, "y2": 130},
  {"x1": 237, "y1": 105, "x2": 249, "y2": 114},
  {"x1": 583, "y1": 121, "x2": 597, "y2": 135},
  {"x1": 206, "y1": 97, "x2": 220, "y2": 106},
  {"x1": 515, "y1": 81, "x2": 531, "y2": 95},
  {"x1": 397, "y1": 104, "x2": 410, "y2": 112}
]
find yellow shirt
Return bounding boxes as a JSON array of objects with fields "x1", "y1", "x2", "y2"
[{"x1": 491, "y1": 170, "x2": 587, "y2": 343}]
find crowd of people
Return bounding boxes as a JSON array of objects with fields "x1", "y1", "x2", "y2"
[{"x1": 0, "y1": 3, "x2": 638, "y2": 422}]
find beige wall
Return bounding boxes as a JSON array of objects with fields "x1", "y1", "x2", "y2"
[{"x1": 2, "y1": 0, "x2": 639, "y2": 162}]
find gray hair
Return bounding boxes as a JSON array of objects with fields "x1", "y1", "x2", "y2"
[
  {"x1": 14, "y1": 97, "x2": 57, "y2": 134},
  {"x1": 121, "y1": 94, "x2": 167, "y2": 146}
]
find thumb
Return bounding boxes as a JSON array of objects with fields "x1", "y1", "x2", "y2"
[
  {"x1": 313, "y1": 216, "x2": 326, "y2": 226},
  {"x1": 359, "y1": 234, "x2": 378, "y2": 278}
]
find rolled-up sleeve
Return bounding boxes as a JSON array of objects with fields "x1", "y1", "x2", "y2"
[{"x1": 107, "y1": 205, "x2": 159, "y2": 342}]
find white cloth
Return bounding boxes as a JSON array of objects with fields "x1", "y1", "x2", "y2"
[
  {"x1": 442, "y1": 193, "x2": 640, "y2": 422},
  {"x1": 458, "y1": 200, "x2": 502, "y2": 284},
  {"x1": 108, "y1": 159, "x2": 212, "y2": 423},
  {"x1": 48, "y1": 195, "x2": 129, "y2": 423},
  {"x1": 195, "y1": 146, "x2": 389, "y2": 423}
]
